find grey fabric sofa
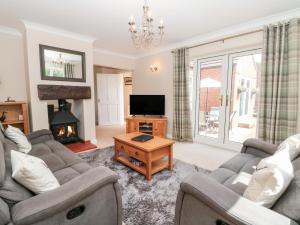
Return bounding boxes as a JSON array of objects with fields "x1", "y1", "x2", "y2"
[
  {"x1": 0, "y1": 129, "x2": 122, "y2": 225},
  {"x1": 175, "y1": 138, "x2": 300, "y2": 225}
]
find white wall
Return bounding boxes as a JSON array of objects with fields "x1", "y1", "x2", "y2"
[
  {"x1": 0, "y1": 32, "x2": 27, "y2": 101},
  {"x1": 133, "y1": 31, "x2": 263, "y2": 137},
  {"x1": 24, "y1": 27, "x2": 96, "y2": 142}
]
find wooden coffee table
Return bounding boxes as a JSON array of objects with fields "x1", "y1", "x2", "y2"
[{"x1": 114, "y1": 132, "x2": 175, "y2": 180}]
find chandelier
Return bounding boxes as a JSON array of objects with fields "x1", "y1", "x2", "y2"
[{"x1": 128, "y1": 0, "x2": 164, "y2": 49}]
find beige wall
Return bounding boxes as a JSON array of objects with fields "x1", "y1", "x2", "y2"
[
  {"x1": 133, "y1": 31, "x2": 263, "y2": 137},
  {"x1": 24, "y1": 28, "x2": 96, "y2": 143},
  {"x1": 133, "y1": 51, "x2": 173, "y2": 136},
  {"x1": 93, "y1": 50, "x2": 135, "y2": 71},
  {"x1": 0, "y1": 32, "x2": 27, "y2": 101}
]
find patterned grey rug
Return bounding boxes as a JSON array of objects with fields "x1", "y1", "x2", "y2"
[{"x1": 78, "y1": 147, "x2": 208, "y2": 225}]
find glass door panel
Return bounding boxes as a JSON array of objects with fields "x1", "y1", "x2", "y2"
[
  {"x1": 195, "y1": 56, "x2": 227, "y2": 143},
  {"x1": 226, "y1": 51, "x2": 262, "y2": 144}
]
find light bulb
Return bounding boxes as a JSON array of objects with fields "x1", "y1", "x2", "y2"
[{"x1": 130, "y1": 16, "x2": 135, "y2": 22}]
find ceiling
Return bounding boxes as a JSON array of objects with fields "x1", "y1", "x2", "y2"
[{"x1": 1, "y1": 0, "x2": 300, "y2": 56}]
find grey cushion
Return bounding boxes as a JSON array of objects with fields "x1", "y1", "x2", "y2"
[
  {"x1": 0, "y1": 125, "x2": 5, "y2": 142},
  {"x1": 29, "y1": 140, "x2": 82, "y2": 172},
  {"x1": 0, "y1": 198, "x2": 10, "y2": 225},
  {"x1": 29, "y1": 140, "x2": 91, "y2": 185},
  {"x1": 209, "y1": 153, "x2": 262, "y2": 195},
  {"x1": 272, "y1": 157, "x2": 300, "y2": 224},
  {"x1": 242, "y1": 138, "x2": 278, "y2": 156},
  {"x1": 0, "y1": 141, "x2": 5, "y2": 186},
  {"x1": 0, "y1": 139, "x2": 33, "y2": 207}
]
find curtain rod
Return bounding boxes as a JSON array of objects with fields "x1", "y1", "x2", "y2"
[{"x1": 171, "y1": 29, "x2": 263, "y2": 53}]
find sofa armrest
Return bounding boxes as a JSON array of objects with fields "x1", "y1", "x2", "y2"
[
  {"x1": 12, "y1": 167, "x2": 121, "y2": 225},
  {"x1": 26, "y1": 129, "x2": 54, "y2": 145},
  {"x1": 241, "y1": 138, "x2": 277, "y2": 156},
  {"x1": 176, "y1": 172, "x2": 298, "y2": 225}
]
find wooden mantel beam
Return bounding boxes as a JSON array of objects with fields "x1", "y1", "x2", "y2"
[{"x1": 37, "y1": 85, "x2": 91, "y2": 100}]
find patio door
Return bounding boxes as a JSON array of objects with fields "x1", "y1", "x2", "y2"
[
  {"x1": 225, "y1": 50, "x2": 262, "y2": 149},
  {"x1": 194, "y1": 49, "x2": 262, "y2": 149},
  {"x1": 194, "y1": 56, "x2": 228, "y2": 145}
]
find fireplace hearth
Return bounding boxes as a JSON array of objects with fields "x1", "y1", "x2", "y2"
[{"x1": 48, "y1": 99, "x2": 80, "y2": 144}]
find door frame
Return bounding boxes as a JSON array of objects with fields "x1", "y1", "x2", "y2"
[{"x1": 192, "y1": 48, "x2": 262, "y2": 151}]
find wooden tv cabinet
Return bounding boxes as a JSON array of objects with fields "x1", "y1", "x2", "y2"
[{"x1": 125, "y1": 116, "x2": 167, "y2": 137}]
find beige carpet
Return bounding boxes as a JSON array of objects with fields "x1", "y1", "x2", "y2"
[
  {"x1": 96, "y1": 125, "x2": 237, "y2": 171},
  {"x1": 96, "y1": 125, "x2": 125, "y2": 149}
]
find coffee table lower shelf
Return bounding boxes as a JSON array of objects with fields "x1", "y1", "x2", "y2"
[{"x1": 116, "y1": 156, "x2": 169, "y2": 178}]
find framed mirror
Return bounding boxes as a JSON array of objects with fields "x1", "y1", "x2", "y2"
[{"x1": 39, "y1": 45, "x2": 86, "y2": 82}]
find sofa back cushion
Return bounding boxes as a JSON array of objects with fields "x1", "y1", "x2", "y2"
[
  {"x1": 0, "y1": 127, "x2": 6, "y2": 186},
  {"x1": 0, "y1": 138, "x2": 33, "y2": 208},
  {"x1": 0, "y1": 198, "x2": 10, "y2": 225},
  {"x1": 0, "y1": 141, "x2": 5, "y2": 186},
  {"x1": 272, "y1": 156, "x2": 300, "y2": 223}
]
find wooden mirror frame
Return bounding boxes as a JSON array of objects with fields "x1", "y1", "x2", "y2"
[{"x1": 39, "y1": 45, "x2": 86, "y2": 82}]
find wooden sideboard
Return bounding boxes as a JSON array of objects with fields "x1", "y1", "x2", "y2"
[
  {"x1": 125, "y1": 116, "x2": 167, "y2": 137},
  {"x1": 0, "y1": 101, "x2": 29, "y2": 135}
]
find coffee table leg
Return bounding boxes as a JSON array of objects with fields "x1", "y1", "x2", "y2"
[
  {"x1": 146, "y1": 153, "x2": 152, "y2": 180},
  {"x1": 114, "y1": 140, "x2": 119, "y2": 160},
  {"x1": 168, "y1": 145, "x2": 173, "y2": 170}
]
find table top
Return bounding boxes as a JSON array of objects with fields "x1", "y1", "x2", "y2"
[{"x1": 114, "y1": 132, "x2": 175, "y2": 152}]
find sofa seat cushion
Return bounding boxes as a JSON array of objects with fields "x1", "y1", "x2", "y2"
[
  {"x1": 54, "y1": 162, "x2": 91, "y2": 184},
  {"x1": 209, "y1": 153, "x2": 262, "y2": 195},
  {"x1": 29, "y1": 140, "x2": 92, "y2": 185},
  {"x1": 29, "y1": 140, "x2": 83, "y2": 173}
]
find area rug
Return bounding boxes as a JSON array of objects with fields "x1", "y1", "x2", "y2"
[{"x1": 78, "y1": 147, "x2": 209, "y2": 225}]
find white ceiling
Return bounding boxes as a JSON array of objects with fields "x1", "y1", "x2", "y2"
[{"x1": 1, "y1": 0, "x2": 300, "y2": 56}]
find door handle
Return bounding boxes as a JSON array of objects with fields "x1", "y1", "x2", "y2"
[
  {"x1": 220, "y1": 95, "x2": 229, "y2": 107},
  {"x1": 219, "y1": 96, "x2": 224, "y2": 106},
  {"x1": 226, "y1": 95, "x2": 229, "y2": 107}
]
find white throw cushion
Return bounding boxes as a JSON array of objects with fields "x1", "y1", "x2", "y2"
[
  {"x1": 277, "y1": 133, "x2": 300, "y2": 161},
  {"x1": 4, "y1": 125, "x2": 32, "y2": 153},
  {"x1": 243, "y1": 149, "x2": 294, "y2": 208},
  {"x1": 11, "y1": 150, "x2": 60, "y2": 194}
]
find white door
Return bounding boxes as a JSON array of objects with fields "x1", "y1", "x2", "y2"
[
  {"x1": 194, "y1": 55, "x2": 228, "y2": 145},
  {"x1": 97, "y1": 74, "x2": 124, "y2": 126},
  {"x1": 224, "y1": 49, "x2": 262, "y2": 149}
]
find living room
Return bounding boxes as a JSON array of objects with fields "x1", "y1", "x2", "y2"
[{"x1": 0, "y1": 1, "x2": 300, "y2": 225}]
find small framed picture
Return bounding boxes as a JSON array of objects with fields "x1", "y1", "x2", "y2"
[{"x1": 124, "y1": 77, "x2": 132, "y2": 85}]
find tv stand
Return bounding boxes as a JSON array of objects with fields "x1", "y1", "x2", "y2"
[{"x1": 125, "y1": 116, "x2": 167, "y2": 137}]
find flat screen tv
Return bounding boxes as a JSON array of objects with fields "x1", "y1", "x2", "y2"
[{"x1": 130, "y1": 95, "x2": 165, "y2": 116}]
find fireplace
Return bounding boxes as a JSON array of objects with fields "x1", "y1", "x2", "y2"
[{"x1": 48, "y1": 99, "x2": 80, "y2": 144}]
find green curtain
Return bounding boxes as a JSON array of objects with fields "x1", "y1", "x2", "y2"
[
  {"x1": 258, "y1": 19, "x2": 300, "y2": 144},
  {"x1": 173, "y1": 48, "x2": 193, "y2": 142}
]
